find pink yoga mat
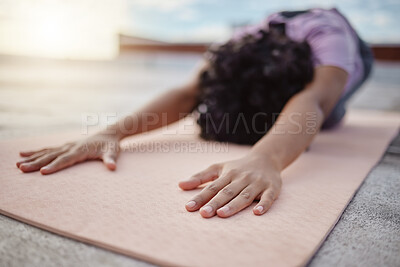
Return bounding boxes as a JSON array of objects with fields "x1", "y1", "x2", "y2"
[{"x1": 0, "y1": 110, "x2": 399, "y2": 267}]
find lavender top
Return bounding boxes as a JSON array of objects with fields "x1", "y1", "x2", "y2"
[{"x1": 231, "y1": 8, "x2": 364, "y2": 96}]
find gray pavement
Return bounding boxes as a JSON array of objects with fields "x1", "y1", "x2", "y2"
[
  {"x1": 0, "y1": 55, "x2": 399, "y2": 267},
  {"x1": 308, "y1": 134, "x2": 400, "y2": 267}
]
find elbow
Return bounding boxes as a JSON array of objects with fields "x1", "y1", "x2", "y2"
[
  {"x1": 317, "y1": 100, "x2": 331, "y2": 120},
  {"x1": 175, "y1": 86, "x2": 198, "y2": 112},
  {"x1": 299, "y1": 90, "x2": 333, "y2": 120},
  {"x1": 289, "y1": 91, "x2": 326, "y2": 124},
  {"x1": 318, "y1": 95, "x2": 343, "y2": 121}
]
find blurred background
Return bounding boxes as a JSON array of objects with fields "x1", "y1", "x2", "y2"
[{"x1": 0, "y1": 0, "x2": 399, "y2": 139}]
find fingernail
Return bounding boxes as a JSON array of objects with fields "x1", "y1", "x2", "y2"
[
  {"x1": 41, "y1": 166, "x2": 49, "y2": 171},
  {"x1": 201, "y1": 205, "x2": 213, "y2": 213},
  {"x1": 218, "y1": 206, "x2": 230, "y2": 214},
  {"x1": 255, "y1": 205, "x2": 263, "y2": 213},
  {"x1": 19, "y1": 163, "x2": 28, "y2": 168},
  {"x1": 186, "y1": 200, "x2": 196, "y2": 208}
]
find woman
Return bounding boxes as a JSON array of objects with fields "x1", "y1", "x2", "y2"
[{"x1": 16, "y1": 8, "x2": 373, "y2": 218}]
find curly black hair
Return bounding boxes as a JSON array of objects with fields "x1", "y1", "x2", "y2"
[{"x1": 196, "y1": 27, "x2": 314, "y2": 145}]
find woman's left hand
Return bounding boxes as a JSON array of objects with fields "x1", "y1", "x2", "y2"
[{"x1": 178, "y1": 154, "x2": 282, "y2": 218}]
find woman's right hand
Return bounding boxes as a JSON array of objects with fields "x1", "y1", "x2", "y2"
[{"x1": 16, "y1": 133, "x2": 120, "y2": 175}]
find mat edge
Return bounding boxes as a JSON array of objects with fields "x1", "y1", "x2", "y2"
[
  {"x1": 301, "y1": 126, "x2": 400, "y2": 267},
  {"x1": 0, "y1": 209, "x2": 181, "y2": 267}
]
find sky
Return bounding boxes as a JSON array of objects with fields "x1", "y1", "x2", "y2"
[
  {"x1": 0, "y1": 0, "x2": 126, "y2": 59},
  {"x1": 126, "y1": 0, "x2": 400, "y2": 43},
  {"x1": 0, "y1": 0, "x2": 399, "y2": 59}
]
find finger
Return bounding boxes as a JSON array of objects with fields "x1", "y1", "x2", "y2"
[
  {"x1": 19, "y1": 150, "x2": 66, "y2": 173},
  {"x1": 253, "y1": 188, "x2": 278, "y2": 216},
  {"x1": 16, "y1": 150, "x2": 48, "y2": 167},
  {"x1": 185, "y1": 174, "x2": 231, "y2": 216},
  {"x1": 179, "y1": 164, "x2": 222, "y2": 190},
  {"x1": 19, "y1": 148, "x2": 49, "y2": 158},
  {"x1": 102, "y1": 150, "x2": 118, "y2": 171},
  {"x1": 216, "y1": 184, "x2": 262, "y2": 218},
  {"x1": 199, "y1": 180, "x2": 248, "y2": 218},
  {"x1": 40, "y1": 150, "x2": 86, "y2": 175}
]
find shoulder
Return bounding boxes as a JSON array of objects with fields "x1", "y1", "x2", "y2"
[{"x1": 287, "y1": 9, "x2": 357, "y2": 75}]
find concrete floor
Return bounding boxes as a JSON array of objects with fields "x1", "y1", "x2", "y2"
[
  {"x1": 309, "y1": 135, "x2": 400, "y2": 267},
  {"x1": 0, "y1": 56, "x2": 399, "y2": 267}
]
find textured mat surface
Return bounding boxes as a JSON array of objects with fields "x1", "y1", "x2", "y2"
[{"x1": 0, "y1": 110, "x2": 399, "y2": 267}]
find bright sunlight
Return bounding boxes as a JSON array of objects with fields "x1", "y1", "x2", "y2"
[{"x1": 0, "y1": 0, "x2": 126, "y2": 60}]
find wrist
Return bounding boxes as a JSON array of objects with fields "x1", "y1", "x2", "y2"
[
  {"x1": 245, "y1": 150, "x2": 283, "y2": 173},
  {"x1": 97, "y1": 127, "x2": 124, "y2": 141}
]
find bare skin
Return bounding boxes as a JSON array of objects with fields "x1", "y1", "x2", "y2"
[
  {"x1": 17, "y1": 64, "x2": 347, "y2": 218},
  {"x1": 17, "y1": 62, "x2": 204, "y2": 175}
]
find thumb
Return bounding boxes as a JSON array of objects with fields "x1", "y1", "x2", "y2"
[
  {"x1": 179, "y1": 164, "x2": 221, "y2": 190},
  {"x1": 102, "y1": 149, "x2": 118, "y2": 171}
]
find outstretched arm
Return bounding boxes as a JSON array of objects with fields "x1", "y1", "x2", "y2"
[
  {"x1": 102, "y1": 59, "x2": 208, "y2": 140},
  {"x1": 179, "y1": 66, "x2": 348, "y2": 218},
  {"x1": 109, "y1": 78, "x2": 199, "y2": 141},
  {"x1": 250, "y1": 66, "x2": 348, "y2": 170},
  {"x1": 17, "y1": 61, "x2": 206, "y2": 174}
]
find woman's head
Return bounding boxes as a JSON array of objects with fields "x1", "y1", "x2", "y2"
[{"x1": 196, "y1": 28, "x2": 314, "y2": 145}]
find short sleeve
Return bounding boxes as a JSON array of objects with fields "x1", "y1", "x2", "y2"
[{"x1": 306, "y1": 24, "x2": 356, "y2": 74}]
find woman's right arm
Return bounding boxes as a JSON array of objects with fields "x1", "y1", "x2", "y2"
[
  {"x1": 111, "y1": 79, "x2": 199, "y2": 141},
  {"x1": 17, "y1": 61, "x2": 206, "y2": 174}
]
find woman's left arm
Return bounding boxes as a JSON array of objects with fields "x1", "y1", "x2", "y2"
[
  {"x1": 251, "y1": 66, "x2": 348, "y2": 171},
  {"x1": 179, "y1": 66, "x2": 348, "y2": 218}
]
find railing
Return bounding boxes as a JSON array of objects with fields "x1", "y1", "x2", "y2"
[{"x1": 120, "y1": 42, "x2": 400, "y2": 61}]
